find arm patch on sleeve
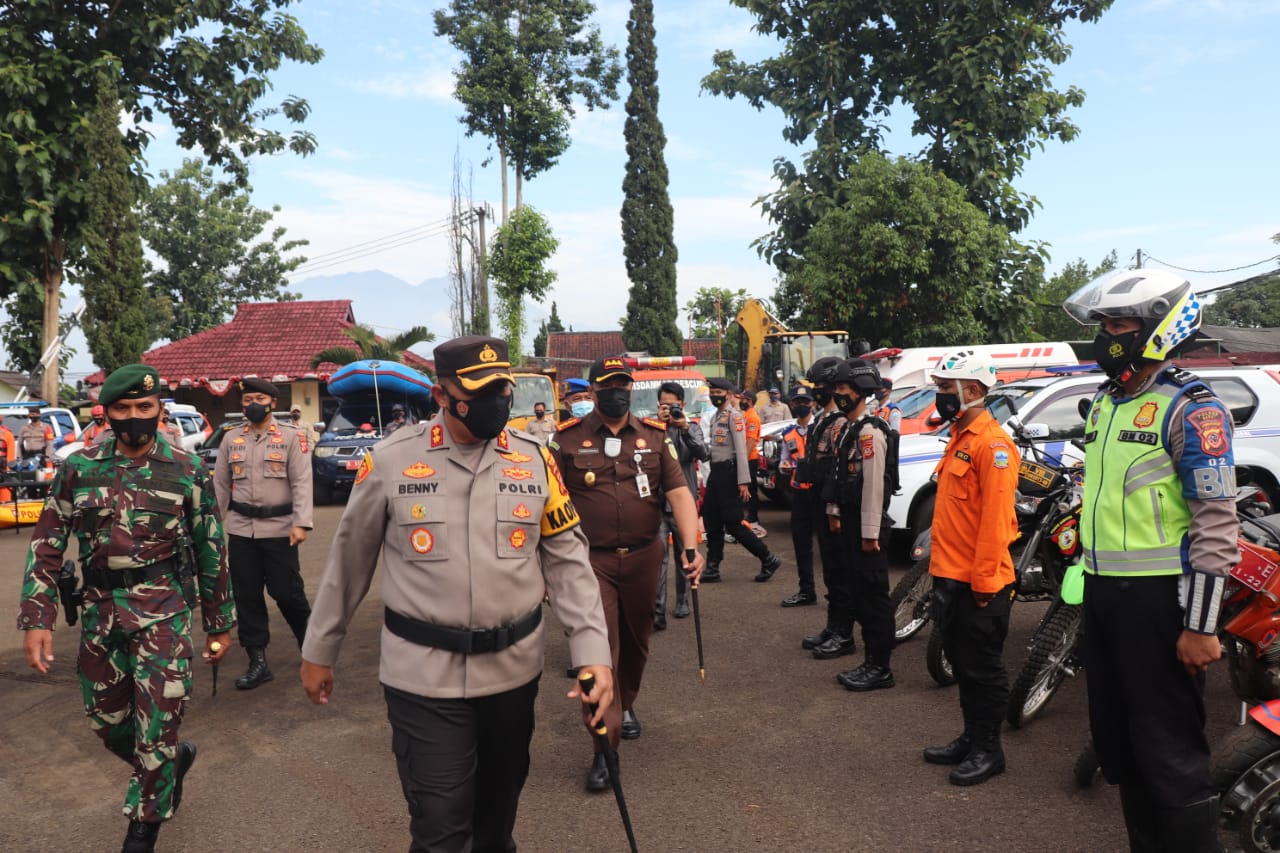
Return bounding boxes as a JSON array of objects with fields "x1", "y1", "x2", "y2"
[{"x1": 539, "y1": 446, "x2": 580, "y2": 537}]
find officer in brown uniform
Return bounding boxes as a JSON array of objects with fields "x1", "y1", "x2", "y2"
[
  {"x1": 19, "y1": 406, "x2": 53, "y2": 460},
  {"x1": 552, "y1": 356, "x2": 705, "y2": 791},
  {"x1": 212, "y1": 377, "x2": 313, "y2": 690},
  {"x1": 300, "y1": 335, "x2": 613, "y2": 853}
]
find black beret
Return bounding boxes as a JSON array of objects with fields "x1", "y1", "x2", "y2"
[
  {"x1": 100, "y1": 364, "x2": 161, "y2": 407},
  {"x1": 708, "y1": 377, "x2": 738, "y2": 393},
  {"x1": 238, "y1": 377, "x2": 280, "y2": 397}
]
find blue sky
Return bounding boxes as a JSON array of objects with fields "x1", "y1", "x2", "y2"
[{"x1": 34, "y1": 0, "x2": 1280, "y2": 375}]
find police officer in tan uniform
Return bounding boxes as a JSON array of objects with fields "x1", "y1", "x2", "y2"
[
  {"x1": 701, "y1": 376, "x2": 780, "y2": 583},
  {"x1": 212, "y1": 377, "x2": 313, "y2": 690},
  {"x1": 553, "y1": 356, "x2": 705, "y2": 791},
  {"x1": 19, "y1": 406, "x2": 53, "y2": 460},
  {"x1": 300, "y1": 335, "x2": 613, "y2": 853}
]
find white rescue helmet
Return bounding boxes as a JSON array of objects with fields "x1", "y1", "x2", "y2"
[
  {"x1": 1062, "y1": 268, "x2": 1202, "y2": 361},
  {"x1": 931, "y1": 349, "x2": 997, "y2": 388}
]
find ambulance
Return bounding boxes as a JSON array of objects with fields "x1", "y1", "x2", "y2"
[
  {"x1": 866, "y1": 342, "x2": 1079, "y2": 398},
  {"x1": 624, "y1": 356, "x2": 711, "y2": 427}
]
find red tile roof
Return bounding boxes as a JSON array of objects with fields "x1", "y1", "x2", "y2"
[{"x1": 84, "y1": 301, "x2": 433, "y2": 390}]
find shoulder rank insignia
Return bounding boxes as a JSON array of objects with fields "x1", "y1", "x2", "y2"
[
  {"x1": 557, "y1": 417, "x2": 581, "y2": 430},
  {"x1": 497, "y1": 429, "x2": 510, "y2": 451},
  {"x1": 430, "y1": 424, "x2": 445, "y2": 448},
  {"x1": 642, "y1": 417, "x2": 667, "y2": 431}
]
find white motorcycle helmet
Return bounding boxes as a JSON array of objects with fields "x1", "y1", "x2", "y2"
[
  {"x1": 1062, "y1": 268, "x2": 1202, "y2": 362},
  {"x1": 931, "y1": 349, "x2": 998, "y2": 389}
]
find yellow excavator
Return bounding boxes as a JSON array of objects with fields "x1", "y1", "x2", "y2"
[{"x1": 734, "y1": 298, "x2": 850, "y2": 395}]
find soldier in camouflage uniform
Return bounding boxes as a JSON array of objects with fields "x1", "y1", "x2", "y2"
[{"x1": 18, "y1": 364, "x2": 235, "y2": 853}]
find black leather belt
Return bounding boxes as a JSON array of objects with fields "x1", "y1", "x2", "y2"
[
  {"x1": 229, "y1": 500, "x2": 293, "y2": 519},
  {"x1": 84, "y1": 558, "x2": 178, "y2": 591},
  {"x1": 384, "y1": 606, "x2": 542, "y2": 655},
  {"x1": 590, "y1": 544, "x2": 650, "y2": 556}
]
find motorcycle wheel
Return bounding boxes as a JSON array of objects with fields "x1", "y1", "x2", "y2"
[
  {"x1": 1007, "y1": 604, "x2": 1083, "y2": 729},
  {"x1": 891, "y1": 559, "x2": 933, "y2": 643},
  {"x1": 1073, "y1": 740, "x2": 1101, "y2": 788},
  {"x1": 926, "y1": 624, "x2": 955, "y2": 686},
  {"x1": 1213, "y1": 719, "x2": 1280, "y2": 853}
]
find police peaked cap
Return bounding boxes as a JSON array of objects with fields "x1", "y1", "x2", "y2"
[
  {"x1": 239, "y1": 376, "x2": 280, "y2": 397},
  {"x1": 789, "y1": 385, "x2": 813, "y2": 400},
  {"x1": 434, "y1": 335, "x2": 515, "y2": 391}
]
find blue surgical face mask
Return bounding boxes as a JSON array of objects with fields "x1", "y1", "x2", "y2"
[{"x1": 570, "y1": 400, "x2": 595, "y2": 418}]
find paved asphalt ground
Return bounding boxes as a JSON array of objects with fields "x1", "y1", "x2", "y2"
[{"x1": 0, "y1": 503, "x2": 1246, "y2": 852}]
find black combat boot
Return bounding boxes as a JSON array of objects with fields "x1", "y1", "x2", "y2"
[
  {"x1": 811, "y1": 633, "x2": 856, "y2": 660},
  {"x1": 235, "y1": 647, "x2": 274, "y2": 690},
  {"x1": 754, "y1": 553, "x2": 781, "y2": 582},
  {"x1": 948, "y1": 722, "x2": 1005, "y2": 786},
  {"x1": 121, "y1": 820, "x2": 160, "y2": 853},
  {"x1": 673, "y1": 593, "x2": 690, "y2": 619},
  {"x1": 923, "y1": 732, "x2": 972, "y2": 766},
  {"x1": 586, "y1": 753, "x2": 611, "y2": 793},
  {"x1": 802, "y1": 627, "x2": 835, "y2": 651},
  {"x1": 1156, "y1": 795, "x2": 1225, "y2": 853},
  {"x1": 172, "y1": 741, "x2": 197, "y2": 814},
  {"x1": 1119, "y1": 783, "x2": 1161, "y2": 853},
  {"x1": 701, "y1": 562, "x2": 722, "y2": 583}
]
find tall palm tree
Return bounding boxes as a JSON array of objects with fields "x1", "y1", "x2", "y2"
[{"x1": 311, "y1": 324, "x2": 435, "y2": 368}]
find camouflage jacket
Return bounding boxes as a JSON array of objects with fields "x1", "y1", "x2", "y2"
[{"x1": 17, "y1": 437, "x2": 236, "y2": 634}]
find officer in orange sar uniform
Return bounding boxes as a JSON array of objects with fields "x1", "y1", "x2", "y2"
[
  {"x1": 740, "y1": 390, "x2": 764, "y2": 529},
  {"x1": 212, "y1": 377, "x2": 313, "y2": 691},
  {"x1": 300, "y1": 335, "x2": 613, "y2": 852},
  {"x1": 0, "y1": 420, "x2": 16, "y2": 471},
  {"x1": 923, "y1": 350, "x2": 1020, "y2": 786},
  {"x1": 552, "y1": 356, "x2": 705, "y2": 792},
  {"x1": 83, "y1": 405, "x2": 111, "y2": 446}
]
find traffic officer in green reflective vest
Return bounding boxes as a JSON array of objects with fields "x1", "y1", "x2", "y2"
[
  {"x1": 18, "y1": 363, "x2": 235, "y2": 853},
  {"x1": 1065, "y1": 269, "x2": 1239, "y2": 853}
]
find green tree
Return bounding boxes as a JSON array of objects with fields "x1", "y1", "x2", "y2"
[
  {"x1": 141, "y1": 159, "x2": 309, "y2": 340},
  {"x1": 1030, "y1": 251, "x2": 1119, "y2": 341},
  {"x1": 80, "y1": 71, "x2": 150, "y2": 373},
  {"x1": 311, "y1": 324, "x2": 437, "y2": 369},
  {"x1": 779, "y1": 154, "x2": 1012, "y2": 347},
  {"x1": 0, "y1": 1, "x2": 320, "y2": 399},
  {"x1": 619, "y1": 0, "x2": 680, "y2": 356},
  {"x1": 434, "y1": 0, "x2": 622, "y2": 222},
  {"x1": 488, "y1": 205, "x2": 559, "y2": 363},
  {"x1": 701, "y1": 0, "x2": 1110, "y2": 271},
  {"x1": 685, "y1": 286, "x2": 748, "y2": 366},
  {"x1": 1204, "y1": 276, "x2": 1280, "y2": 328},
  {"x1": 532, "y1": 300, "x2": 565, "y2": 357}
]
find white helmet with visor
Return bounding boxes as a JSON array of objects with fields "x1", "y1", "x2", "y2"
[{"x1": 1063, "y1": 268, "x2": 1202, "y2": 362}]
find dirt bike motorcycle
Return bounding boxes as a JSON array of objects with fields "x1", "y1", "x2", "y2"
[{"x1": 892, "y1": 422, "x2": 1082, "y2": 687}]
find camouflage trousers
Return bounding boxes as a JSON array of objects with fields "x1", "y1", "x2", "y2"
[{"x1": 78, "y1": 602, "x2": 193, "y2": 823}]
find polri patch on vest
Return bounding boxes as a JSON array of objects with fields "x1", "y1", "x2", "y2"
[
  {"x1": 1189, "y1": 407, "x2": 1228, "y2": 457},
  {"x1": 402, "y1": 462, "x2": 436, "y2": 479},
  {"x1": 1133, "y1": 401, "x2": 1159, "y2": 429},
  {"x1": 355, "y1": 454, "x2": 374, "y2": 485},
  {"x1": 1118, "y1": 430, "x2": 1158, "y2": 446},
  {"x1": 860, "y1": 434, "x2": 875, "y2": 458}
]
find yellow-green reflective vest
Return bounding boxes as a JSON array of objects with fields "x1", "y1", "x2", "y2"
[{"x1": 1082, "y1": 380, "x2": 1191, "y2": 576}]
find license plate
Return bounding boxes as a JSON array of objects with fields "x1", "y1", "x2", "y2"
[
  {"x1": 344, "y1": 459, "x2": 362, "y2": 470},
  {"x1": 1230, "y1": 541, "x2": 1280, "y2": 592},
  {"x1": 1018, "y1": 460, "x2": 1056, "y2": 490}
]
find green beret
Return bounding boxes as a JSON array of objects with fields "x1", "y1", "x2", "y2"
[{"x1": 100, "y1": 364, "x2": 161, "y2": 407}]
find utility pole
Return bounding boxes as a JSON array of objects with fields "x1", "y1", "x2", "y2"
[
  {"x1": 475, "y1": 204, "x2": 490, "y2": 336},
  {"x1": 1136, "y1": 248, "x2": 1143, "y2": 269}
]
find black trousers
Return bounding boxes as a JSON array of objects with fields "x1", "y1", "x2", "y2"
[
  {"x1": 228, "y1": 534, "x2": 310, "y2": 649},
  {"x1": 654, "y1": 514, "x2": 688, "y2": 615},
  {"x1": 1083, "y1": 573, "x2": 1211, "y2": 808},
  {"x1": 703, "y1": 461, "x2": 769, "y2": 564},
  {"x1": 385, "y1": 679, "x2": 539, "y2": 853},
  {"x1": 745, "y1": 464, "x2": 760, "y2": 523},
  {"x1": 817, "y1": 516, "x2": 853, "y2": 635},
  {"x1": 935, "y1": 577, "x2": 1013, "y2": 728},
  {"x1": 843, "y1": 521, "x2": 894, "y2": 667},
  {"x1": 789, "y1": 485, "x2": 819, "y2": 597}
]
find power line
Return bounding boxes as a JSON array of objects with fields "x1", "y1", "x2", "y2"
[
  {"x1": 290, "y1": 222, "x2": 456, "y2": 276},
  {"x1": 1142, "y1": 253, "x2": 1280, "y2": 276},
  {"x1": 298, "y1": 215, "x2": 456, "y2": 265}
]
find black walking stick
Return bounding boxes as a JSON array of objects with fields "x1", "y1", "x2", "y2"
[
  {"x1": 577, "y1": 671, "x2": 639, "y2": 853},
  {"x1": 687, "y1": 549, "x2": 705, "y2": 683},
  {"x1": 209, "y1": 641, "x2": 222, "y2": 697}
]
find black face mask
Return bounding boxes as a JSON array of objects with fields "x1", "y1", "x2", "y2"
[
  {"x1": 935, "y1": 392, "x2": 963, "y2": 422},
  {"x1": 447, "y1": 390, "x2": 512, "y2": 440},
  {"x1": 790, "y1": 404, "x2": 811, "y2": 418},
  {"x1": 596, "y1": 387, "x2": 631, "y2": 419},
  {"x1": 534, "y1": 410, "x2": 546, "y2": 420},
  {"x1": 812, "y1": 387, "x2": 832, "y2": 407},
  {"x1": 110, "y1": 415, "x2": 159, "y2": 448},
  {"x1": 739, "y1": 400, "x2": 752, "y2": 411},
  {"x1": 709, "y1": 394, "x2": 728, "y2": 409},
  {"x1": 833, "y1": 392, "x2": 857, "y2": 414},
  {"x1": 92, "y1": 417, "x2": 105, "y2": 426},
  {"x1": 244, "y1": 403, "x2": 270, "y2": 424},
  {"x1": 1093, "y1": 330, "x2": 1143, "y2": 378}
]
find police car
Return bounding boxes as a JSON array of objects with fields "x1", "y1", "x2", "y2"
[{"x1": 890, "y1": 365, "x2": 1280, "y2": 538}]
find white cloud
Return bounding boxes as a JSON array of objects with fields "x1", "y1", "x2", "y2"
[
  {"x1": 351, "y1": 68, "x2": 456, "y2": 101},
  {"x1": 568, "y1": 108, "x2": 626, "y2": 153}
]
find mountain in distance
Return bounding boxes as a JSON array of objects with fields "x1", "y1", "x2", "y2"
[{"x1": 289, "y1": 270, "x2": 454, "y2": 357}]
